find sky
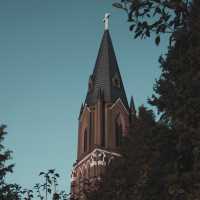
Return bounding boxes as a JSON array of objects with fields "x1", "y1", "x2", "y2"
[{"x1": 0, "y1": 0, "x2": 169, "y2": 196}]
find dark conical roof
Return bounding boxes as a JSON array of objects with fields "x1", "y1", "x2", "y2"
[{"x1": 85, "y1": 30, "x2": 129, "y2": 109}]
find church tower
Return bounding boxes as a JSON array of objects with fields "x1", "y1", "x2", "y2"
[{"x1": 70, "y1": 14, "x2": 132, "y2": 199}]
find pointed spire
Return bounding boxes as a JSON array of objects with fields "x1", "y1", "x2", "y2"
[
  {"x1": 130, "y1": 96, "x2": 136, "y2": 115},
  {"x1": 85, "y1": 28, "x2": 129, "y2": 110}
]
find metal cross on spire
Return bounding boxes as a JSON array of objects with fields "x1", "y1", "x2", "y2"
[{"x1": 103, "y1": 13, "x2": 111, "y2": 30}]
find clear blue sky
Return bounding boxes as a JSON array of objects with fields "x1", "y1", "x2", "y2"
[{"x1": 0, "y1": 0, "x2": 168, "y2": 195}]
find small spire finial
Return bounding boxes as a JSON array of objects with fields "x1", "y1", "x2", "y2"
[
  {"x1": 130, "y1": 96, "x2": 136, "y2": 114},
  {"x1": 103, "y1": 13, "x2": 111, "y2": 30}
]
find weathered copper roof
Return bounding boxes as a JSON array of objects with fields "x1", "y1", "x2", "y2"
[{"x1": 85, "y1": 30, "x2": 129, "y2": 110}]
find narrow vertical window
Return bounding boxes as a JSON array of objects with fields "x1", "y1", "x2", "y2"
[
  {"x1": 101, "y1": 110, "x2": 105, "y2": 147},
  {"x1": 101, "y1": 128, "x2": 105, "y2": 147},
  {"x1": 115, "y1": 120, "x2": 122, "y2": 147},
  {"x1": 84, "y1": 129, "x2": 88, "y2": 152}
]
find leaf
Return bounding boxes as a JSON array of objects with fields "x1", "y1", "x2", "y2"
[
  {"x1": 134, "y1": 31, "x2": 142, "y2": 39},
  {"x1": 39, "y1": 172, "x2": 45, "y2": 176},
  {"x1": 153, "y1": 7, "x2": 161, "y2": 16},
  {"x1": 48, "y1": 179, "x2": 52, "y2": 184},
  {"x1": 155, "y1": 36, "x2": 160, "y2": 45},
  {"x1": 129, "y1": 24, "x2": 135, "y2": 31},
  {"x1": 169, "y1": 20, "x2": 175, "y2": 27},
  {"x1": 112, "y1": 3, "x2": 123, "y2": 9},
  {"x1": 146, "y1": 29, "x2": 150, "y2": 37},
  {"x1": 49, "y1": 169, "x2": 55, "y2": 174}
]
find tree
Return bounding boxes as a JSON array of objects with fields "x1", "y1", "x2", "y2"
[
  {"x1": 149, "y1": 1, "x2": 200, "y2": 198},
  {"x1": 34, "y1": 169, "x2": 69, "y2": 200},
  {"x1": 114, "y1": 0, "x2": 200, "y2": 198},
  {"x1": 0, "y1": 125, "x2": 32, "y2": 200},
  {"x1": 150, "y1": 0, "x2": 200, "y2": 135},
  {"x1": 0, "y1": 124, "x2": 17, "y2": 199}
]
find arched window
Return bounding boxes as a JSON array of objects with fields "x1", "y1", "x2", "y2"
[
  {"x1": 115, "y1": 118, "x2": 123, "y2": 147},
  {"x1": 84, "y1": 129, "x2": 88, "y2": 152}
]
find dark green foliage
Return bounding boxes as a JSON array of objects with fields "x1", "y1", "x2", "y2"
[
  {"x1": 113, "y1": 0, "x2": 190, "y2": 44},
  {"x1": 0, "y1": 124, "x2": 18, "y2": 199},
  {"x1": 110, "y1": 0, "x2": 200, "y2": 198},
  {"x1": 0, "y1": 125, "x2": 14, "y2": 182},
  {"x1": 34, "y1": 169, "x2": 69, "y2": 200},
  {"x1": 148, "y1": 1, "x2": 200, "y2": 198},
  {"x1": 0, "y1": 125, "x2": 36, "y2": 200},
  {"x1": 150, "y1": 0, "x2": 200, "y2": 130}
]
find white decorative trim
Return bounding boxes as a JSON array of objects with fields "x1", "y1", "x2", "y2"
[
  {"x1": 109, "y1": 98, "x2": 129, "y2": 114},
  {"x1": 76, "y1": 148, "x2": 120, "y2": 168},
  {"x1": 79, "y1": 104, "x2": 91, "y2": 122},
  {"x1": 71, "y1": 148, "x2": 121, "y2": 180}
]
